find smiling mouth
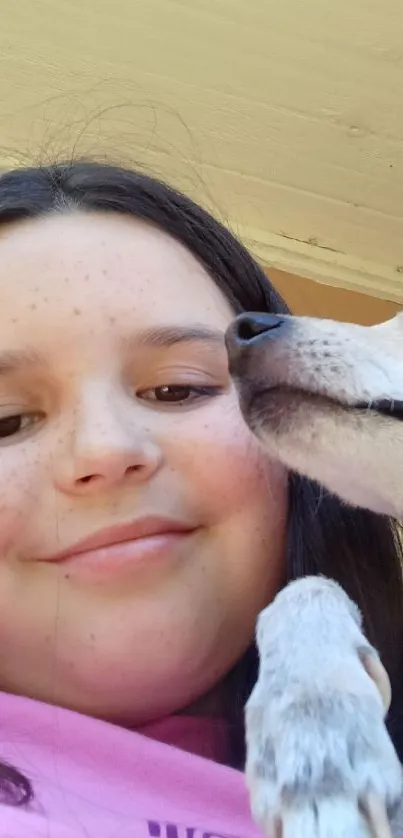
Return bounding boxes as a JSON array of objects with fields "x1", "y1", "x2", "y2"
[{"x1": 37, "y1": 516, "x2": 197, "y2": 564}]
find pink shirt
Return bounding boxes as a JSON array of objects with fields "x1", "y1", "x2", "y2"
[{"x1": 0, "y1": 691, "x2": 260, "y2": 838}]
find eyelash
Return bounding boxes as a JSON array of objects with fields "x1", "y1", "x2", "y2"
[
  {"x1": 0, "y1": 386, "x2": 223, "y2": 441},
  {"x1": 137, "y1": 384, "x2": 223, "y2": 405}
]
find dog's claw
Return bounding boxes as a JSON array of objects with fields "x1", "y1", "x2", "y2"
[
  {"x1": 363, "y1": 792, "x2": 393, "y2": 838},
  {"x1": 245, "y1": 577, "x2": 403, "y2": 838}
]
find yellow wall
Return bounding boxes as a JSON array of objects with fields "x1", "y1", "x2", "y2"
[{"x1": 1, "y1": 0, "x2": 403, "y2": 302}]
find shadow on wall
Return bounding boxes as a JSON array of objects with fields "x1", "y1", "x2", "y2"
[{"x1": 270, "y1": 268, "x2": 400, "y2": 326}]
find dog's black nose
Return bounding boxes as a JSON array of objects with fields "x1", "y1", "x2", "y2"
[
  {"x1": 226, "y1": 312, "x2": 285, "y2": 349},
  {"x1": 225, "y1": 313, "x2": 286, "y2": 372}
]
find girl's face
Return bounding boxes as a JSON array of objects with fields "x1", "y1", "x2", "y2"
[{"x1": 0, "y1": 211, "x2": 287, "y2": 724}]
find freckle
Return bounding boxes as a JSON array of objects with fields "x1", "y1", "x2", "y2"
[
  {"x1": 64, "y1": 276, "x2": 70, "y2": 283},
  {"x1": 73, "y1": 307, "x2": 81, "y2": 315},
  {"x1": 109, "y1": 316, "x2": 116, "y2": 323},
  {"x1": 64, "y1": 573, "x2": 70, "y2": 580},
  {"x1": 84, "y1": 274, "x2": 90, "y2": 281},
  {"x1": 102, "y1": 269, "x2": 108, "y2": 276},
  {"x1": 30, "y1": 304, "x2": 37, "y2": 311}
]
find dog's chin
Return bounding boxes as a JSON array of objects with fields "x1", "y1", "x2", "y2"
[
  {"x1": 234, "y1": 382, "x2": 403, "y2": 517},
  {"x1": 236, "y1": 383, "x2": 403, "y2": 441},
  {"x1": 238, "y1": 385, "x2": 337, "y2": 436}
]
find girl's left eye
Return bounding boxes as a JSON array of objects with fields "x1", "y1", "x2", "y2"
[{"x1": 137, "y1": 385, "x2": 222, "y2": 405}]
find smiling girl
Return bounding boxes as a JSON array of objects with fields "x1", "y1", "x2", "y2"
[{"x1": 0, "y1": 161, "x2": 401, "y2": 837}]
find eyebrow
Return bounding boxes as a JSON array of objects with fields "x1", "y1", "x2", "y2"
[
  {"x1": 0, "y1": 325, "x2": 227, "y2": 375},
  {"x1": 121, "y1": 324, "x2": 226, "y2": 350},
  {"x1": 0, "y1": 349, "x2": 49, "y2": 376}
]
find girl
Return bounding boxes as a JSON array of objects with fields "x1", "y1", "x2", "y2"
[{"x1": 0, "y1": 160, "x2": 401, "y2": 837}]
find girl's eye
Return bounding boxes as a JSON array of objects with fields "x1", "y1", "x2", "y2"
[
  {"x1": 0, "y1": 413, "x2": 41, "y2": 440},
  {"x1": 138, "y1": 385, "x2": 221, "y2": 405}
]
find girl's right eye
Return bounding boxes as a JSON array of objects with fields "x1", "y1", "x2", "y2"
[{"x1": 0, "y1": 413, "x2": 42, "y2": 441}]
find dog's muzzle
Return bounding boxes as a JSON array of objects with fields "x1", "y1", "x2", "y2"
[{"x1": 225, "y1": 314, "x2": 403, "y2": 423}]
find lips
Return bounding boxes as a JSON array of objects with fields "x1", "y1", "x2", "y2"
[{"x1": 37, "y1": 516, "x2": 196, "y2": 564}]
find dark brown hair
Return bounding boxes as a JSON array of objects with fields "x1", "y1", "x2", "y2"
[{"x1": 0, "y1": 161, "x2": 402, "y2": 804}]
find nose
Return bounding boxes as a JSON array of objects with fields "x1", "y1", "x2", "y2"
[
  {"x1": 232, "y1": 313, "x2": 284, "y2": 342},
  {"x1": 54, "y1": 388, "x2": 163, "y2": 496},
  {"x1": 225, "y1": 312, "x2": 285, "y2": 364}
]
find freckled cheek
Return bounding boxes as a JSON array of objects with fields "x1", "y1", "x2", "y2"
[
  {"x1": 160, "y1": 401, "x2": 281, "y2": 510},
  {"x1": 0, "y1": 447, "x2": 45, "y2": 551}
]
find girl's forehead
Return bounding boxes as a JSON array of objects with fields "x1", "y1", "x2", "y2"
[{"x1": 0, "y1": 211, "x2": 235, "y2": 336}]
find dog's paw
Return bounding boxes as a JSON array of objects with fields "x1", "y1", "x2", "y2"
[
  {"x1": 245, "y1": 688, "x2": 401, "y2": 838},
  {"x1": 245, "y1": 577, "x2": 403, "y2": 838}
]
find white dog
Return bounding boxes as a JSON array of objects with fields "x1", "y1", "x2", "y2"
[{"x1": 225, "y1": 311, "x2": 403, "y2": 838}]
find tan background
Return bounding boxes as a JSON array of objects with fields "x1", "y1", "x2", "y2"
[
  {"x1": 271, "y1": 269, "x2": 400, "y2": 324},
  {"x1": 1, "y1": 0, "x2": 403, "y2": 308}
]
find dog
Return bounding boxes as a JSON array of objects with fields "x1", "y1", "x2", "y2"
[{"x1": 224, "y1": 311, "x2": 403, "y2": 838}]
